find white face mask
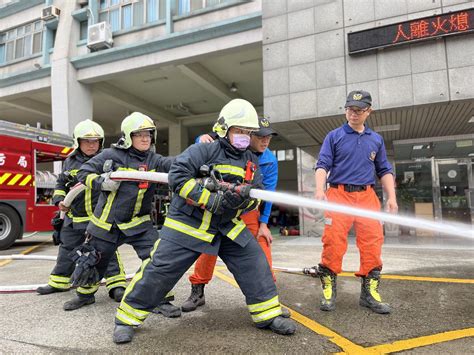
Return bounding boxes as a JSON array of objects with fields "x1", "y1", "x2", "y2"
[{"x1": 232, "y1": 134, "x2": 251, "y2": 150}]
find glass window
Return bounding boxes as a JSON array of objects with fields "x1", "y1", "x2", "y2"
[
  {"x1": 122, "y1": 4, "x2": 133, "y2": 29},
  {"x1": 178, "y1": 0, "x2": 190, "y2": 15},
  {"x1": 5, "y1": 41, "x2": 14, "y2": 61},
  {"x1": 147, "y1": 0, "x2": 158, "y2": 22},
  {"x1": 133, "y1": 0, "x2": 144, "y2": 26},
  {"x1": 191, "y1": 0, "x2": 203, "y2": 11},
  {"x1": 285, "y1": 149, "x2": 294, "y2": 161},
  {"x1": 159, "y1": 0, "x2": 166, "y2": 19},
  {"x1": 24, "y1": 24, "x2": 32, "y2": 33},
  {"x1": 23, "y1": 34, "x2": 32, "y2": 56},
  {"x1": 34, "y1": 21, "x2": 42, "y2": 31},
  {"x1": 32, "y1": 32, "x2": 42, "y2": 54},
  {"x1": 110, "y1": 8, "x2": 120, "y2": 31},
  {"x1": 0, "y1": 44, "x2": 5, "y2": 64},
  {"x1": 80, "y1": 21, "x2": 88, "y2": 41},
  {"x1": 277, "y1": 150, "x2": 285, "y2": 162},
  {"x1": 17, "y1": 26, "x2": 25, "y2": 36},
  {"x1": 15, "y1": 37, "x2": 24, "y2": 59}
]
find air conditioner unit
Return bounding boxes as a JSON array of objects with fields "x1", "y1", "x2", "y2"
[
  {"x1": 87, "y1": 22, "x2": 113, "y2": 51},
  {"x1": 41, "y1": 6, "x2": 61, "y2": 21}
]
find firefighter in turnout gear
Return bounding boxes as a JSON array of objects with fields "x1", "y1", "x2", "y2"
[
  {"x1": 113, "y1": 99, "x2": 296, "y2": 344},
  {"x1": 36, "y1": 120, "x2": 126, "y2": 306},
  {"x1": 64, "y1": 113, "x2": 180, "y2": 316}
]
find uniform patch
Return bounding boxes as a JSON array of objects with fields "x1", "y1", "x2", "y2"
[
  {"x1": 353, "y1": 93, "x2": 363, "y2": 100},
  {"x1": 369, "y1": 151, "x2": 376, "y2": 161}
]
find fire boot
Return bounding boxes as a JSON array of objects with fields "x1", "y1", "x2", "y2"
[
  {"x1": 281, "y1": 307, "x2": 291, "y2": 318},
  {"x1": 181, "y1": 284, "x2": 205, "y2": 312},
  {"x1": 152, "y1": 301, "x2": 182, "y2": 318},
  {"x1": 257, "y1": 316, "x2": 296, "y2": 335},
  {"x1": 359, "y1": 269, "x2": 391, "y2": 314},
  {"x1": 36, "y1": 285, "x2": 69, "y2": 295},
  {"x1": 319, "y1": 265, "x2": 337, "y2": 311},
  {"x1": 110, "y1": 287, "x2": 126, "y2": 303},
  {"x1": 113, "y1": 324, "x2": 135, "y2": 344},
  {"x1": 63, "y1": 295, "x2": 95, "y2": 311}
]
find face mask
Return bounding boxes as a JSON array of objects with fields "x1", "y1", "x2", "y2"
[{"x1": 232, "y1": 134, "x2": 251, "y2": 150}]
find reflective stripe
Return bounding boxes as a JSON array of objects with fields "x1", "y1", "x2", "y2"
[
  {"x1": 72, "y1": 216, "x2": 90, "y2": 223},
  {"x1": 149, "y1": 238, "x2": 160, "y2": 258},
  {"x1": 61, "y1": 147, "x2": 71, "y2": 154},
  {"x1": 91, "y1": 215, "x2": 112, "y2": 230},
  {"x1": 69, "y1": 169, "x2": 79, "y2": 176},
  {"x1": 85, "y1": 187, "x2": 93, "y2": 217},
  {"x1": 179, "y1": 179, "x2": 196, "y2": 199},
  {"x1": 48, "y1": 274, "x2": 70, "y2": 289},
  {"x1": 117, "y1": 215, "x2": 151, "y2": 230},
  {"x1": 105, "y1": 274, "x2": 126, "y2": 285},
  {"x1": 77, "y1": 284, "x2": 99, "y2": 295},
  {"x1": 98, "y1": 190, "x2": 116, "y2": 225},
  {"x1": 53, "y1": 189, "x2": 67, "y2": 197},
  {"x1": 47, "y1": 280, "x2": 70, "y2": 289},
  {"x1": 7, "y1": 174, "x2": 23, "y2": 185},
  {"x1": 0, "y1": 173, "x2": 11, "y2": 184},
  {"x1": 199, "y1": 210, "x2": 212, "y2": 232},
  {"x1": 214, "y1": 165, "x2": 245, "y2": 178},
  {"x1": 120, "y1": 300, "x2": 149, "y2": 319},
  {"x1": 251, "y1": 307, "x2": 283, "y2": 323},
  {"x1": 50, "y1": 275, "x2": 70, "y2": 283},
  {"x1": 86, "y1": 173, "x2": 99, "y2": 188},
  {"x1": 198, "y1": 188, "x2": 211, "y2": 206},
  {"x1": 116, "y1": 308, "x2": 143, "y2": 326},
  {"x1": 121, "y1": 257, "x2": 153, "y2": 316},
  {"x1": 132, "y1": 189, "x2": 146, "y2": 217},
  {"x1": 164, "y1": 218, "x2": 214, "y2": 243},
  {"x1": 19, "y1": 175, "x2": 32, "y2": 186},
  {"x1": 227, "y1": 218, "x2": 246, "y2": 241},
  {"x1": 248, "y1": 295, "x2": 280, "y2": 313}
]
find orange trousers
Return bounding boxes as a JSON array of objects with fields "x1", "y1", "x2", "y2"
[
  {"x1": 189, "y1": 210, "x2": 275, "y2": 284},
  {"x1": 320, "y1": 185, "x2": 384, "y2": 277}
]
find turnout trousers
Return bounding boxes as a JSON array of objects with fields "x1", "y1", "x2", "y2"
[
  {"x1": 320, "y1": 185, "x2": 384, "y2": 276},
  {"x1": 116, "y1": 234, "x2": 282, "y2": 327},
  {"x1": 189, "y1": 210, "x2": 275, "y2": 284},
  {"x1": 48, "y1": 223, "x2": 126, "y2": 296},
  {"x1": 74, "y1": 226, "x2": 158, "y2": 300}
]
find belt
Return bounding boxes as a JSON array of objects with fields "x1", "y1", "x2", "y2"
[{"x1": 329, "y1": 184, "x2": 371, "y2": 192}]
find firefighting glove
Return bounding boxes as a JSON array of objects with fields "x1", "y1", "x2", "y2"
[
  {"x1": 222, "y1": 190, "x2": 248, "y2": 209},
  {"x1": 204, "y1": 191, "x2": 225, "y2": 215},
  {"x1": 69, "y1": 244, "x2": 101, "y2": 287},
  {"x1": 50, "y1": 211, "x2": 64, "y2": 246},
  {"x1": 101, "y1": 172, "x2": 121, "y2": 192}
]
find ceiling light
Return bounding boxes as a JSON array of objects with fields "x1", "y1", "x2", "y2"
[
  {"x1": 468, "y1": 153, "x2": 474, "y2": 157},
  {"x1": 373, "y1": 124, "x2": 400, "y2": 132},
  {"x1": 143, "y1": 76, "x2": 168, "y2": 83},
  {"x1": 455, "y1": 140, "x2": 473, "y2": 148},
  {"x1": 229, "y1": 82, "x2": 238, "y2": 93},
  {"x1": 412, "y1": 145, "x2": 424, "y2": 150}
]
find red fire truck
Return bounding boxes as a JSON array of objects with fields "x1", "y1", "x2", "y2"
[{"x1": 0, "y1": 120, "x2": 74, "y2": 250}]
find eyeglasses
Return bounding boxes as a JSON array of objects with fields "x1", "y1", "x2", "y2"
[
  {"x1": 233, "y1": 127, "x2": 255, "y2": 135},
  {"x1": 132, "y1": 131, "x2": 152, "y2": 139},
  {"x1": 346, "y1": 107, "x2": 370, "y2": 116},
  {"x1": 252, "y1": 134, "x2": 272, "y2": 141}
]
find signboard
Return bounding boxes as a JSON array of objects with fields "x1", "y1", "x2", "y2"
[{"x1": 348, "y1": 8, "x2": 473, "y2": 54}]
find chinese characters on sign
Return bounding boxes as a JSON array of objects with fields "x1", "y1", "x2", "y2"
[
  {"x1": 348, "y1": 9, "x2": 473, "y2": 54},
  {"x1": 0, "y1": 153, "x2": 5, "y2": 166},
  {"x1": 17, "y1": 156, "x2": 27, "y2": 168}
]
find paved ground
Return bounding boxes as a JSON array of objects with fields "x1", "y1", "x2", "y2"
[{"x1": 0, "y1": 232, "x2": 473, "y2": 354}]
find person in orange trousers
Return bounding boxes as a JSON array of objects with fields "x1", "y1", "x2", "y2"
[{"x1": 181, "y1": 117, "x2": 291, "y2": 317}]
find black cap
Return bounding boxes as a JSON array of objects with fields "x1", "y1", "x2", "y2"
[
  {"x1": 345, "y1": 90, "x2": 372, "y2": 109},
  {"x1": 253, "y1": 117, "x2": 278, "y2": 137}
]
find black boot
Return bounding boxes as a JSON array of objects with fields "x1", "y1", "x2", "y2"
[
  {"x1": 110, "y1": 287, "x2": 126, "y2": 302},
  {"x1": 152, "y1": 301, "x2": 182, "y2": 318},
  {"x1": 36, "y1": 285, "x2": 69, "y2": 295},
  {"x1": 181, "y1": 284, "x2": 205, "y2": 312},
  {"x1": 113, "y1": 324, "x2": 135, "y2": 344},
  {"x1": 319, "y1": 265, "x2": 337, "y2": 311},
  {"x1": 63, "y1": 296, "x2": 95, "y2": 311},
  {"x1": 257, "y1": 316, "x2": 296, "y2": 335},
  {"x1": 360, "y1": 269, "x2": 391, "y2": 314},
  {"x1": 281, "y1": 307, "x2": 291, "y2": 318}
]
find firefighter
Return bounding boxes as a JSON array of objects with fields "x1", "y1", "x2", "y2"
[
  {"x1": 314, "y1": 90, "x2": 397, "y2": 314},
  {"x1": 63, "y1": 112, "x2": 180, "y2": 317},
  {"x1": 36, "y1": 119, "x2": 127, "y2": 308},
  {"x1": 113, "y1": 99, "x2": 296, "y2": 344},
  {"x1": 181, "y1": 116, "x2": 289, "y2": 317}
]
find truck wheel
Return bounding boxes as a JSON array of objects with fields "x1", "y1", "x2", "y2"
[{"x1": 0, "y1": 205, "x2": 22, "y2": 250}]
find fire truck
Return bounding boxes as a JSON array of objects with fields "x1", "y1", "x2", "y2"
[{"x1": 0, "y1": 120, "x2": 74, "y2": 250}]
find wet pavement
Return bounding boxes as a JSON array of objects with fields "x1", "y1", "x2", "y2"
[{"x1": 0, "y1": 232, "x2": 473, "y2": 353}]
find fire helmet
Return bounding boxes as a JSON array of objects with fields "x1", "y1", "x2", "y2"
[
  {"x1": 116, "y1": 112, "x2": 156, "y2": 149},
  {"x1": 212, "y1": 99, "x2": 259, "y2": 138},
  {"x1": 73, "y1": 119, "x2": 104, "y2": 149}
]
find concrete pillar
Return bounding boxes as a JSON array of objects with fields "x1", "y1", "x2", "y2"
[
  {"x1": 166, "y1": 0, "x2": 174, "y2": 34},
  {"x1": 168, "y1": 122, "x2": 188, "y2": 156},
  {"x1": 50, "y1": 0, "x2": 92, "y2": 136}
]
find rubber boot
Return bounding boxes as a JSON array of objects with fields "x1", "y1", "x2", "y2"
[
  {"x1": 113, "y1": 324, "x2": 135, "y2": 344},
  {"x1": 110, "y1": 287, "x2": 126, "y2": 303},
  {"x1": 152, "y1": 301, "x2": 182, "y2": 318},
  {"x1": 319, "y1": 265, "x2": 337, "y2": 311},
  {"x1": 181, "y1": 284, "x2": 205, "y2": 312},
  {"x1": 257, "y1": 316, "x2": 296, "y2": 335},
  {"x1": 281, "y1": 307, "x2": 291, "y2": 318},
  {"x1": 63, "y1": 295, "x2": 95, "y2": 311},
  {"x1": 36, "y1": 285, "x2": 69, "y2": 295},
  {"x1": 359, "y1": 269, "x2": 391, "y2": 314}
]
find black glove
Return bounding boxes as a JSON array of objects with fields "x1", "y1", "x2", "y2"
[
  {"x1": 50, "y1": 212, "x2": 63, "y2": 246},
  {"x1": 222, "y1": 190, "x2": 248, "y2": 209},
  {"x1": 204, "y1": 191, "x2": 225, "y2": 215},
  {"x1": 69, "y1": 243, "x2": 101, "y2": 287}
]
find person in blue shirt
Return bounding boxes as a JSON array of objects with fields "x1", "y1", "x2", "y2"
[
  {"x1": 314, "y1": 90, "x2": 398, "y2": 315},
  {"x1": 181, "y1": 117, "x2": 287, "y2": 317}
]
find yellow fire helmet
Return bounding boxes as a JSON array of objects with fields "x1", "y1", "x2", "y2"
[
  {"x1": 116, "y1": 112, "x2": 156, "y2": 149},
  {"x1": 73, "y1": 119, "x2": 105, "y2": 149},
  {"x1": 212, "y1": 99, "x2": 259, "y2": 138}
]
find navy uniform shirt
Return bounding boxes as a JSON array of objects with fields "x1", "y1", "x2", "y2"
[{"x1": 315, "y1": 123, "x2": 393, "y2": 185}]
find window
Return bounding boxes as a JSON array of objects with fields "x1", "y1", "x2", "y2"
[
  {"x1": 273, "y1": 149, "x2": 295, "y2": 162},
  {"x1": 99, "y1": 0, "x2": 165, "y2": 32},
  {"x1": 177, "y1": 0, "x2": 231, "y2": 16},
  {"x1": 0, "y1": 21, "x2": 43, "y2": 64},
  {"x1": 80, "y1": 21, "x2": 88, "y2": 41}
]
